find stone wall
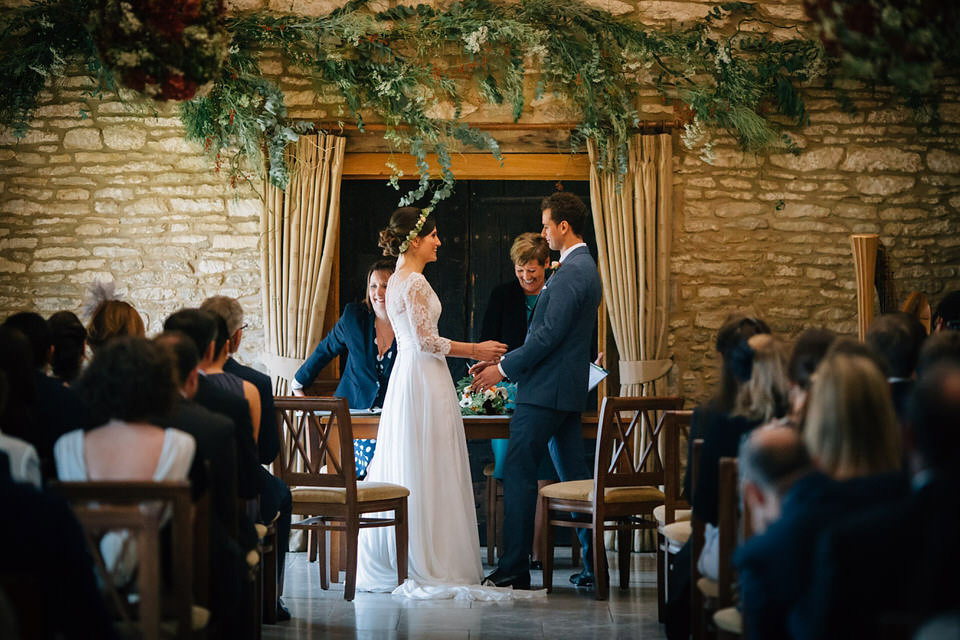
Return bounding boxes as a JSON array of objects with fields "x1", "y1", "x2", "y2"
[{"x1": 1, "y1": 0, "x2": 959, "y2": 399}]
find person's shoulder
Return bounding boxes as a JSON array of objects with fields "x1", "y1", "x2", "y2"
[
  {"x1": 342, "y1": 301, "x2": 369, "y2": 318},
  {"x1": 490, "y1": 280, "x2": 521, "y2": 299},
  {"x1": 224, "y1": 357, "x2": 270, "y2": 387}
]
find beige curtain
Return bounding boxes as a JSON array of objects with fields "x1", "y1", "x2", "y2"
[
  {"x1": 589, "y1": 133, "x2": 674, "y2": 551},
  {"x1": 261, "y1": 134, "x2": 346, "y2": 390}
]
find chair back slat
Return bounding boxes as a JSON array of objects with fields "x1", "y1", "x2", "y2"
[
  {"x1": 55, "y1": 480, "x2": 196, "y2": 640},
  {"x1": 595, "y1": 396, "x2": 684, "y2": 491},
  {"x1": 274, "y1": 396, "x2": 358, "y2": 500},
  {"x1": 662, "y1": 410, "x2": 693, "y2": 523},
  {"x1": 716, "y1": 456, "x2": 740, "y2": 609}
]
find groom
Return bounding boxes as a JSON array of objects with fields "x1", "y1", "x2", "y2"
[{"x1": 472, "y1": 191, "x2": 602, "y2": 589}]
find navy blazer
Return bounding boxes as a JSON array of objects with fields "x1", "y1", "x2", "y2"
[
  {"x1": 294, "y1": 302, "x2": 397, "y2": 411},
  {"x1": 480, "y1": 279, "x2": 530, "y2": 352},
  {"x1": 499, "y1": 245, "x2": 602, "y2": 412},
  {"x1": 224, "y1": 356, "x2": 280, "y2": 464}
]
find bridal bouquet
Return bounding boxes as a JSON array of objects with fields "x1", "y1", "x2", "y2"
[{"x1": 455, "y1": 377, "x2": 516, "y2": 416}]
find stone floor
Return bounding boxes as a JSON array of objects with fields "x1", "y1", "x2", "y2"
[{"x1": 262, "y1": 549, "x2": 668, "y2": 640}]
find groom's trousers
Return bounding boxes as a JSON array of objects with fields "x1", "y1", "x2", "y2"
[{"x1": 499, "y1": 403, "x2": 593, "y2": 574}]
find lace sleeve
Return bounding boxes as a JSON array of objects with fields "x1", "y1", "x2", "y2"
[{"x1": 405, "y1": 274, "x2": 451, "y2": 356}]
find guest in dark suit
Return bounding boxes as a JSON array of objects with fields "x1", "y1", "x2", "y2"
[
  {"x1": 473, "y1": 192, "x2": 602, "y2": 590},
  {"x1": 480, "y1": 232, "x2": 557, "y2": 567},
  {"x1": 1, "y1": 312, "x2": 90, "y2": 477},
  {"x1": 47, "y1": 310, "x2": 87, "y2": 385},
  {"x1": 154, "y1": 330, "x2": 251, "y2": 638},
  {"x1": 201, "y1": 295, "x2": 280, "y2": 465},
  {"x1": 794, "y1": 361, "x2": 960, "y2": 640},
  {"x1": 292, "y1": 258, "x2": 398, "y2": 478},
  {"x1": 867, "y1": 312, "x2": 927, "y2": 423},
  {"x1": 734, "y1": 425, "x2": 908, "y2": 640}
]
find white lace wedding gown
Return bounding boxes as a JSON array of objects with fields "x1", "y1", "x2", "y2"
[{"x1": 355, "y1": 272, "x2": 542, "y2": 600}]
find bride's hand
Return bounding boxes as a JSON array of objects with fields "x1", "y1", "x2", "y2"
[{"x1": 474, "y1": 340, "x2": 507, "y2": 362}]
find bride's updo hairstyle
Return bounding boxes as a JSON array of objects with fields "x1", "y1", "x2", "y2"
[{"x1": 378, "y1": 207, "x2": 436, "y2": 257}]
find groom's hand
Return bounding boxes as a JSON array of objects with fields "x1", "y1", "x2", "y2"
[
  {"x1": 472, "y1": 364, "x2": 504, "y2": 393},
  {"x1": 468, "y1": 360, "x2": 492, "y2": 376}
]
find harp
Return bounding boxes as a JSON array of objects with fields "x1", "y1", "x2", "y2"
[{"x1": 850, "y1": 234, "x2": 931, "y2": 338}]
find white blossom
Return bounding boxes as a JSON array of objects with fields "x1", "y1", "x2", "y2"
[{"x1": 463, "y1": 26, "x2": 489, "y2": 54}]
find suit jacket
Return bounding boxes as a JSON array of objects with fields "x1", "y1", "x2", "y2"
[
  {"x1": 499, "y1": 245, "x2": 602, "y2": 412},
  {"x1": 693, "y1": 411, "x2": 760, "y2": 526},
  {"x1": 793, "y1": 470, "x2": 958, "y2": 640},
  {"x1": 294, "y1": 302, "x2": 397, "y2": 410},
  {"x1": 224, "y1": 357, "x2": 279, "y2": 464},
  {"x1": 480, "y1": 279, "x2": 530, "y2": 352},
  {"x1": 161, "y1": 396, "x2": 239, "y2": 538},
  {"x1": 194, "y1": 375, "x2": 261, "y2": 500},
  {"x1": 734, "y1": 471, "x2": 909, "y2": 640}
]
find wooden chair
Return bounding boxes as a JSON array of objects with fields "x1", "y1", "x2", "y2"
[
  {"x1": 693, "y1": 457, "x2": 744, "y2": 640},
  {"x1": 55, "y1": 480, "x2": 203, "y2": 640},
  {"x1": 273, "y1": 396, "x2": 409, "y2": 601},
  {"x1": 657, "y1": 409, "x2": 694, "y2": 622},
  {"x1": 483, "y1": 462, "x2": 503, "y2": 565},
  {"x1": 689, "y1": 439, "x2": 707, "y2": 640},
  {"x1": 540, "y1": 395, "x2": 684, "y2": 600}
]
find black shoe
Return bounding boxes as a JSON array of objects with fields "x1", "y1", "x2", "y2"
[
  {"x1": 529, "y1": 560, "x2": 543, "y2": 571},
  {"x1": 482, "y1": 568, "x2": 531, "y2": 590},
  {"x1": 569, "y1": 570, "x2": 595, "y2": 588},
  {"x1": 276, "y1": 599, "x2": 291, "y2": 622}
]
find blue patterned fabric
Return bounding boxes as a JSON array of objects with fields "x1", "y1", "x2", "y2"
[{"x1": 354, "y1": 438, "x2": 376, "y2": 478}]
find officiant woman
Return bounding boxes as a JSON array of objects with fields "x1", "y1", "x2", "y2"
[{"x1": 292, "y1": 258, "x2": 398, "y2": 478}]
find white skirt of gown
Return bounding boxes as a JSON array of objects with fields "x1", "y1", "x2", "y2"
[{"x1": 355, "y1": 349, "x2": 543, "y2": 601}]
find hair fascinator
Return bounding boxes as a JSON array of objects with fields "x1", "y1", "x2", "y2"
[
  {"x1": 82, "y1": 280, "x2": 118, "y2": 318},
  {"x1": 728, "y1": 338, "x2": 755, "y2": 383}
]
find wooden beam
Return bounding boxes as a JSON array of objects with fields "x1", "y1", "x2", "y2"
[{"x1": 342, "y1": 152, "x2": 590, "y2": 180}]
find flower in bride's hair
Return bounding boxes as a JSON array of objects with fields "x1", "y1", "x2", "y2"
[{"x1": 399, "y1": 207, "x2": 431, "y2": 254}]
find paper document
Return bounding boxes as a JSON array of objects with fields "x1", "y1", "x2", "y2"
[{"x1": 588, "y1": 363, "x2": 609, "y2": 391}]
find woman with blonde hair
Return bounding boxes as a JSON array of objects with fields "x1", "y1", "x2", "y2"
[{"x1": 803, "y1": 350, "x2": 901, "y2": 478}]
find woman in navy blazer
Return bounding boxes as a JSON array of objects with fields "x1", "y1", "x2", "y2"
[{"x1": 292, "y1": 259, "x2": 397, "y2": 477}]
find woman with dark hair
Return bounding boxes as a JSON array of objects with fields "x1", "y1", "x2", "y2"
[
  {"x1": 291, "y1": 258, "x2": 398, "y2": 478},
  {"x1": 48, "y1": 310, "x2": 87, "y2": 384},
  {"x1": 54, "y1": 336, "x2": 195, "y2": 585},
  {"x1": 356, "y1": 207, "x2": 509, "y2": 597}
]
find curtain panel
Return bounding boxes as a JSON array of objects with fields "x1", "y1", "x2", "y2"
[{"x1": 261, "y1": 134, "x2": 346, "y2": 389}]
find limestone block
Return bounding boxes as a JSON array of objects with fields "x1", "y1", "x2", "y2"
[
  {"x1": 855, "y1": 176, "x2": 915, "y2": 195},
  {"x1": 56, "y1": 189, "x2": 90, "y2": 201},
  {"x1": 259, "y1": 59, "x2": 284, "y2": 75},
  {"x1": 927, "y1": 149, "x2": 960, "y2": 174},
  {"x1": 129, "y1": 198, "x2": 170, "y2": 216},
  {"x1": 170, "y1": 198, "x2": 224, "y2": 214},
  {"x1": 30, "y1": 259, "x2": 78, "y2": 272},
  {"x1": 698, "y1": 286, "x2": 731, "y2": 298},
  {"x1": 96, "y1": 187, "x2": 135, "y2": 200},
  {"x1": 212, "y1": 235, "x2": 259, "y2": 250},
  {"x1": 711, "y1": 201, "x2": 768, "y2": 218},
  {"x1": 635, "y1": 1, "x2": 711, "y2": 22},
  {"x1": 147, "y1": 138, "x2": 196, "y2": 153},
  {"x1": 0, "y1": 257, "x2": 26, "y2": 273},
  {"x1": 1, "y1": 199, "x2": 45, "y2": 215},
  {"x1": 777, "y1": 203, "x2": 831, "y2": 219},
  {"x1": 268, "y1": 0, "x2": 341, "y2": 15},
  {"x1": 92, "y1": 246, "x2": 140, "y2": 258},
  {"x1": 284, "y1": 90, "x2": 318, "y2": 107},
  {"x1": 7, "y1": 187, "x2": 53, "y2": 200},
  {"x1": 227, "y1": 198, "x2": 263, "y2": 219},
  {"x1": 840, "y1": 146, "x2": 922, "y2": 172},
  {"x1": 878, "y1": 207, "x2": 927, "y2": 221},
  {"x1": 63, "y1": 128, "x2": 102, "y2": 150},
  {"x1": 0, "y1": 130, "x2": 59, "y2": 145},
  {"x1": 94, "y1": 201, "x2": 120, "y2": 215},
  {"x1": 68, "y1": 271, "x2": 115, "y2": 284},
  {"x1": 769, "y1": 147, "x2": 843, "y2": 171},
  {"x1": 0, "y1": 238, "x2": 38, "y2": 249},
  {"x1": 34, "y1": 247, "x2": 90, "y2": 259},
  {"x1": 950, "y1": 195, "x2": 960, "y2": 210}
]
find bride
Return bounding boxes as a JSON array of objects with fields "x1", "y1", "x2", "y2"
[{"x1": 356, "y1": 207, "x2": 535, "y2": 600}]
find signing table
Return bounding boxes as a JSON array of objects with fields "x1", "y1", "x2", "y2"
[{"x1": 317, "y1": 411, "x2": 599, "y2": 583}]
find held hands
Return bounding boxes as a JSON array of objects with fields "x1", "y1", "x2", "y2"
[
  {"x1": 470, "y1": 361, "x2": 505, "y2": 393},
  {"x1": 472, "y1": 340, "x2": 507, "y2": 362}
]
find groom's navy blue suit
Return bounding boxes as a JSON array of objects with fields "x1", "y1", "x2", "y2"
[{"x1": 497, "y1": 244, "x2": 602, "y2": 575}]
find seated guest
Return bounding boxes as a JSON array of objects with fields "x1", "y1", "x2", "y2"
[
  {"x1": 866, "y1": 312, "x2": 927, "y2": 420},
  {"x1": 85, "y1": 285, "x2": 146, "y2": 352},
  {"x1": 292, "y1": 258, "x2": 397, "y2": 478},
  {"x1": 165, "y1": 308, "x2": 292, "y2": 621},
  {"x1": 0, "y1": 368, "x2": 40, "y2": 488},
  {"x1": 803, "y1": 350, "x2": 902, "y2": 480},
  {"x1": 153, "y1": 331, "x2": 250, "y2": 638},
  {"x1": 480, "y1": 232, "x2": 556, "y2": 567},
  {"x1": 0, "y1": 452, "x2": 119, "y2": 640},
  {"x1": 1, "y1": 312, "x2": 89, "y2": 471},
  {"x1": 666, "y1": 314, "x2": 771, "y2": 640},
  {"x1": 200, "y1": 295, "x2": 280, "y2": 465},
  {"x1": 54, "y1": 337, "x2": 196, "y2": 586},
  {"x1": 694, "y1": 333, "x2": 790, "y2": 580},
  {"x1": 796, "y1": 361, "x2": 960, "y2": 639},
  {"x1": 916, "y1": 329, "x2": 960, "y2": 375},
  {"x1": 203, "y1": 314, "x2": 261, "y2": 443},
  {"x1": 785, "y1": 327, "x2": 835, "y2": 429},
  {"x1": 47, "y1": 310, "x2": 87, "y2": 385},
  {"x1": 932, "y1": 289, "x2": 960, "y2": 333}
]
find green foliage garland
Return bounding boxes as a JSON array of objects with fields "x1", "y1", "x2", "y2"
[{"x1": 1, "y1": 0, "x2": 828, "y2": 205}]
